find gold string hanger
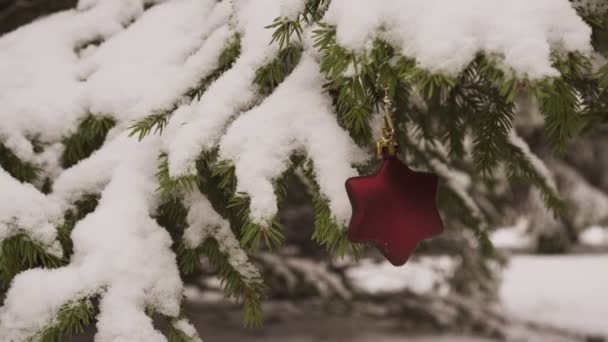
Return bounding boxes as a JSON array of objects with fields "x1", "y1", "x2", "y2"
[{"x1": 376, "y1": 86, "x2": 398, "y2": 157}]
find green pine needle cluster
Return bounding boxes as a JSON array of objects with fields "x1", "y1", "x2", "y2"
[
  {"x1": 62, "y1": 114, "x2": 115, "y2": 168},
  {"x1": 38, "y1": 298, "x2": 95, "y2": 342},
  {"x1": 128, "y1": 109, "x2": 175, "y2": 141},
  {"x1": 177, "y1": 236, "x2": 265, "y2": 326},
  {"x1": 155, "y1": 151, "x2": 271, "y2": 325},
  {"x1": 0, "y1": 143, "x2": 40, "y2": 183},
  {"x1": 255, "y1": 45, "x2": 302, "y2": 95},
  {"x1": 228, "y1": 195, "x2": 285, "y2": 251},
  {"x1": 0, "y1": 234, "x2": 64, "y2": 288},
  {"x1": 156, "y1": 153, "x2": 200, "y2": 200},
  {"x1": 266, "y1": 0, "x2": 327, "y2": 49},
  {"x1": 314, "y1": 25, "x2": 375, "y2": 145},
  {"x1": 301, "y1": 160, "x2": 360, "y2": 257},
  {"x1": 187, "y1": 238, "x2": 265, "y2": 326}
]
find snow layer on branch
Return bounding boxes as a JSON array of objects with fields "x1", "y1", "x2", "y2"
[
  {"x1": 172, "y1": 319, "x2": 203, "y2": 342},
  {"x1": 164, "y1": 0, "x2": 283, "y2": 178},
  {"x1": 324, "y1": 0, "x2": 592, "y2": 78},
  {"x1": 279, "y1": 0, "x2": 308, "y2": 20},
  {"x1": 0, "y1": 0, "x2": 231, "y2": 163},
  {"x1": 0, "y1": 135, "x2": 182, "y2": 342},
  {"x1": 51, "y1": 131, "x2": 141, "y2": 206},
  {"x1": 83, "y1": 0, "x2": 231, "y2": 122},
  {"x1": 218, "y1": 55, "x2": 365, "y2": 225},
  {"x1": 0, "y1": 169, "x2": 62, "y2": 255},
  {"x1": 184, "y1": 191, "x2": 261, "y2": 284},
  {"x1": 0, "y1": 0, "x2": 146, "y2": 162}
]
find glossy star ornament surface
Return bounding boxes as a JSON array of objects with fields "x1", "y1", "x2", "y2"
[{"x1": 345, "y1": 154, "x2": 444, "y2": 266}]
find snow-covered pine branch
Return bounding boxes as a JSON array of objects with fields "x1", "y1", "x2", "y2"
[{"x1": 0, "y1": 0, "x2": 606, "y2": 341}]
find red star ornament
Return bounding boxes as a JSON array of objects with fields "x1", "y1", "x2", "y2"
[{"x1": 345, "y1": 153, "x2": 444, "y2": 266}]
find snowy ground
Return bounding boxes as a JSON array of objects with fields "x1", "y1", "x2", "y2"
[
  {"x1": 69, "y1": 254, "x2": 608, "y2": 341},
  {"x1": 501, "y1": 255, "x2": 608, "y2": 337},
  {"x1": 192, "y1": 254, "x2": 608, "y2": 341}
]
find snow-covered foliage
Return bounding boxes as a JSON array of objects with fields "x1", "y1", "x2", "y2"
[
  {"x1": 0, "y1": 0, "x2": 605, "y2": 340},
  {"x1": 324, "y1": 0, "x2": 591, "y2": 78},
  {"x1": 217, "y1": 56, "x2": 366, "y2": 225},
  {"x1": 1, "y1": 135, "x2": 184, "y2": 342}
]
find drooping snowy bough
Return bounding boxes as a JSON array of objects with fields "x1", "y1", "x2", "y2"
[{"x1": 0, "y1": 0, "x2": 606, "y2": 341}]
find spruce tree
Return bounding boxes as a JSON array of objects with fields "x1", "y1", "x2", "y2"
[{"x1": 0, "y1": 0, "x2": 606, "y2": 341}]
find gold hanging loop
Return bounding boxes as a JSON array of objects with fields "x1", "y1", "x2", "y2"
[{"x1": 376, "y1": 87, "x2": 398, "y2": 157}]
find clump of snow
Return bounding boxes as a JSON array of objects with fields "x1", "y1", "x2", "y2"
[
  {"x1": 184, "y1": 191, "x2": 261, "y2": 284},
  {"x1": 172, "y1": 319, "x2": 203, "y2": 342},
  {"x1": 0, "y1": 0, "x2": 148, "y2": 162},
  {"x1": 51, "y1": 132, "x2": 132, "y2": 206},
  {"x1": 164, "y1": 0, "x2": 284, "y2": 178},
  {"x1": 491, "y1": 218, "x2": 534, "y2": 250},
  {"x1": 279, "y1": 0, "x2": 308, "y2": 20},
  {"x1": 218, "y1": 55, "x2": 365, "y2": 225},
  {"x1": 83, "y1": 0, "x2": 231, "y2": 123},
  {"x1": 347, "y1": 257, "x2": 456, "y2": 295},
  {"x1": 324, "y1": 0, "x2": 592, "y2": 78},
  {"x1": 0, "y1": 169, "x2": 63, "y2": 256},
  {"x1": 579, "y1": 226, "x2": 608, "y2": 246}
]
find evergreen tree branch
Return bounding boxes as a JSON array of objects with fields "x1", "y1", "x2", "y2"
[
  {"x1": 177, "y1": 238, "x2": 265, "y2": 326},
  {"x1": 204, "y1": 153, "x2": 307, "y2": 252},
  {"x1": 504, "y1": 140, "x2": 565, "y2": 214},
  {"x1": 531, "y1": 53, "x2": 592, "y2": 152},
  {"x1": 266, "y1": 0, "x2": 328, "y2": 49},
  {"x1": 301, "y1": 160, "x2": 361, "y2": 258},
  {"x1": 399, "y1": 125, "x2": 494, "y2": 256},
  {"x1": 129, "y1": 34, "x2": 241, "y2": 141},
  {"x1": 224, "y1": 187, "x2": 284, "y2": 251},
  {"x1": 128, "y1": 109, "x2": 176, "y2": 142}
]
